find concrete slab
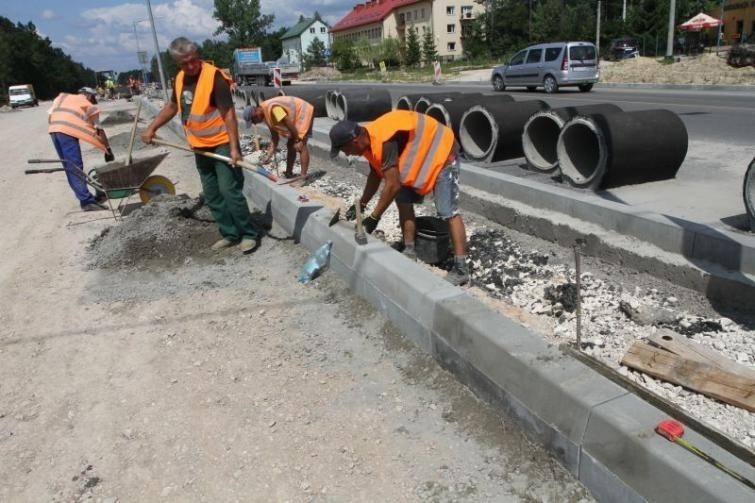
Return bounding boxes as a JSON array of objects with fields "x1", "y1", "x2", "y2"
[{"x1": 582, "y1": 393, "x2": 755, "y2": 502}]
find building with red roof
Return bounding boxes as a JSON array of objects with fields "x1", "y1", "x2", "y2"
[{"x1": 331, "y1": 0, "x2": 484, "y2": 61}]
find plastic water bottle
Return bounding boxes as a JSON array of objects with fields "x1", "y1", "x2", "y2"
[{"x1": 298, "y1": 240, "x2": 333, "y2": 283}]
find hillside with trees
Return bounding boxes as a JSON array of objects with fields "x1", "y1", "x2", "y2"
[{"x1": 0, "y1": 17, "x2": 96, "y2": 103}]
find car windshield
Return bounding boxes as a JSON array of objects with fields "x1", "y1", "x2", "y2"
[
  {"x1": 10, "y1": 89, "x2": 28, "y2": 95},
  {"x1": 569, "y1": 46, "x2": 596, "y2": 61}
]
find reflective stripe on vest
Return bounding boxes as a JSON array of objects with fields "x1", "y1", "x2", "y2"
[
  {"x1": 175, "y1": 62, "x2": 231, "y2": 148},
  {"x1": 47, "y1": 93, "x2": 107, "y2": 152},
  {"x1": 364, "y1": 110, "x2": 454, "y2": 195},
  {"x1": 260, "y1": 96, "x2": 314, "y2": 139}
]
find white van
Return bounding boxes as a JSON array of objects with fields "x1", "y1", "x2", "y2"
[{"x1": 8, "y1": 84, "x2": 38, "y2": 108}]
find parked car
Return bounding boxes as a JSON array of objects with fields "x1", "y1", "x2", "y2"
[
  {"x1": 608, "y1": 37, "x2": 640, "y2": 60},
  {"x1": 8, "y1": 84, "x2": 38, "y2": 108},
  {"x1": 490, "y1": 41, "x2": 599, "y2": 93}
]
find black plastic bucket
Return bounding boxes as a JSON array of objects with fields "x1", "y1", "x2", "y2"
[{"x1": 415, "y1": 216, "x2": 451, "y2": 264}]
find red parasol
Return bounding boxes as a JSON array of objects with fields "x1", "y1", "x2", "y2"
[{"x1": 679, "y1": 12, "x2": 723, "y2": 31}]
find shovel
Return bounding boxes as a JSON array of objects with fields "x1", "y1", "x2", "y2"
[
  {"x1": 125, "y1": 100, "x2": 142, "y2": 165},
  {"x1": 151, "y1": 138, "x2": 278, "y2": 182}
]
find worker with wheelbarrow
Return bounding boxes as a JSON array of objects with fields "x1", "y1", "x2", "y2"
[
  {"x1": 48, "y1": 87, "x2": 113, "y2": 211},
  {"x1": 141, "y1": 36, "x2": 261, "y2": 254}
]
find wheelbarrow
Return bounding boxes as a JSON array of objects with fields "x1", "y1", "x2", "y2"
[{"x1": 26, "y1": 153, "x2": 172, "y2": 221}]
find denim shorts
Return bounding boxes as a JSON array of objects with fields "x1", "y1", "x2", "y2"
[{"x1": 394, "y1": 157, "x2": 460, "y2": 219}]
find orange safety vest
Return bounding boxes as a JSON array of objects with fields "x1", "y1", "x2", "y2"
[
  {"x1": 363, "y1": 110, "x2": 454, "y2": 195},
  {"x1": 47, "y1": 93, "x2": 107, "y2": 152},
  {"x1": 175, "y1": 62, "x2": 232, "y2": 148},
  {"x1": 260, "y1": 96, "x2": 314, "y2": 140}
]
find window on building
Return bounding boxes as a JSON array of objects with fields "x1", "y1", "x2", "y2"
[
  {"x1": 447, "y1": 24, "x2": 455, "y2": 34},
  {"x1": 447, "y1": 42, "x2": 456, "y2": 52},
  {"x1": 461, "y1": 6, "x2": 473, "y2": 19},
  {"x1": 446, "y1": 6, "x2": 455, "y2": 15},
  {"x1": 309, "y1": 27, "x2": 315, "y2": 33},
  {"x1": 320, "y1": 27, "x2": 326, "y2": 33},
  {"x1": 421, "y1": 8, "x2": 425, "y2": 19}
]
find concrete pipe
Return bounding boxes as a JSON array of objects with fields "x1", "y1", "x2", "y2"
[
  {"x1": 459, "y1": 100, "x2": 548, "y2": 162},
  {"x1": 425, "y1": 94, "x2": 513, "y2": 137},
  {"x1": 396, "y1": 94, "x2": 425, "y2": 110},
  {"x1": 557, "y1": 109, "x2": 688, "y2": 190},
  {"x1": 335, "y1": 88, "x2": 392, "y2": 122},
  {"x1": 413, "y1": 93, "x2": 462, "y2": 113},
  {"x1": 744, "y1": 157, "x2": 755, "y2": 232},
  {"x1": 325, "y1": 90, "x2": 340, "y2": 120},
  {"x1": 522, "y1": 104, "x2": 622, "y2": 174},
  {"x1": 276, "y1": 86, "x2": 329, "y2": 117}
]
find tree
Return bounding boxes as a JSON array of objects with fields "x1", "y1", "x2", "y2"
[
  {"x1": 421, "y1": 29, "x2": 438, "y2": 65},
  {"x1": 404, "y1": 26, "x2": 421, "y2": 67},
  {"x1": 259, "y1": 27, "x2": 288, "y2": 61},
  {"x1": 303, "y1": 38, "x2": 326, "y2": 69},
  {"x1": 330, "y1": 39, "x2": 358, "y2": 70},
  {"x1": 213, "y1": 0, "x2": 274, "y2": 47}
]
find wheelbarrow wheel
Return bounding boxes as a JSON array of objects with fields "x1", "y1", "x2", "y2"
[{"x1": 139, "y1": 175, "x2": 176, "y2": 204}]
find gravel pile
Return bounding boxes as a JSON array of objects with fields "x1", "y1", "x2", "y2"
[
  {"x1": 88, "y1": 196, "x2": 218, "y2": 270},
  {"x1": 303, "y1": 174, "x2": 755, "y2": 449}
]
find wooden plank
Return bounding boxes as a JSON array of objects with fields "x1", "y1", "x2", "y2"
[
  {"x1": 648, "y1": 329, "x2": 755, "y2": 380},
  {"x1": 621, "y1": 341, "x2": 755, "y2": 412}
]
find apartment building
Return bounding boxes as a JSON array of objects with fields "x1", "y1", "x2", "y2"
[{"x1": 330, "y1": 0, "x2": 485, "y2": 61}]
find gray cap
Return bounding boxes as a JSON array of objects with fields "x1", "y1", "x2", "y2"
[
  {"x1": 329, "y1": 120, "x2": 360, "y2": 158},
  {"x1": 78, "y1": 87, "x2": 96, "y2": 95},
  {"x1": 242, "y1": 105, "x2": 260, "y2": 128}
]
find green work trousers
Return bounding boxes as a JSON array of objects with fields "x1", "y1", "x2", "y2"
[{"x1": 195, "y1": 143, "x2": 258, "y2": 241}]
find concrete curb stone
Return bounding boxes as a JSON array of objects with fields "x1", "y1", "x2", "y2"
[{"x1": 240, "y1": 167, "x2": 755, "y2": 502}]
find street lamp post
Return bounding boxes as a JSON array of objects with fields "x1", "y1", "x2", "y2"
[
  {"x1": 716, "y1": 0, "x2": 725, "y2": 54},
  {"x1": 132, "y1": 21, "x2": 148, "y2": 83},
  {"x1": 145, "y1": 0, "x2": 169, "y2": 102},
  {"x1": 666, "y1": 0, "x2": 677, "y2": 60}
]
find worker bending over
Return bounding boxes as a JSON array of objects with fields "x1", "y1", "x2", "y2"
[
  {"x1": 329, "y1": 110, "x2": 469, "y2": 286},
  {"x1": 243, "y1": 96, "x2": 314, "y2": 178},
  {"x1": 48, "y1": 87, "x2": 112, "y2": 211},
  {"x1": 142, "y1": 36, "x2": 260, "y2": 253}
]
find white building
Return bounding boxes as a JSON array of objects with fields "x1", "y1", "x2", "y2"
[{"x1": 281, "y1": 18, "x2": 331, "y2": 68}]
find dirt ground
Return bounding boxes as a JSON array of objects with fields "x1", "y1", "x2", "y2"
[{"x1": 0, "y1": 100, "x2": 592, "y2": 501}]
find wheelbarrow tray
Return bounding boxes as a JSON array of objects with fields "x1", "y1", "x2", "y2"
[{"x1": 93, "y1": 153, "x2": 169, "y2": 191}]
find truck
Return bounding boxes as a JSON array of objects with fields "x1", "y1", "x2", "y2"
[
  {"x1": 8, "y1": 84, "x2": 38, "y2": 108},
  {"x1": 265, "y1": 58, "x2": 299, "y2": 85},
  {"x1": 232, "y1": 48, "x2": 270, "y2": 86}
]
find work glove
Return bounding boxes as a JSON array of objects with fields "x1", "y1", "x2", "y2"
[
  {"x1": 104, "y1": 149, "x2": 115, "y2": 162},
  {"x1": 362, "y1": 214, "x2": 380, "y2": 234},
  {"x1": 345, "y1": 202, "x2": 366, "y2": 221}
]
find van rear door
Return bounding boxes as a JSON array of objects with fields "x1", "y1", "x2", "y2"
[{"x1": 567, "y1": 44, "x2": 597, "y2": 75}]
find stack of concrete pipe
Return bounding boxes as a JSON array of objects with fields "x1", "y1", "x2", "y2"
[
  {"x1": 459, "y1": 100, "x2": 549, "y2": 162},
  {"x1": 426, "y1": 94, "x2": 513, "y2": 138},
  {"x1": 556, "y1": 109, "x2": 688, "y2": 190},
  {"x1": 275, "y1": 86, "x2": 330, "y2": 117},
  {"x1": 324, "y1": 88, "x2": 392, "y2": 122},
  {"x1": 743, "y1": 157, "x2": 755, "y2": 231},
  {"x1": 326, "y1": 90, "x2": 340, "y2": 120},
  {"x1": 412, "y1": 92, "x2": 462, "y2": 113},
  {"x1": 396, "y1": 92, "x2": 463, "y2": 111},
  {"x1": 522, "y1": 104, "x2": 623, "y2": 174}
]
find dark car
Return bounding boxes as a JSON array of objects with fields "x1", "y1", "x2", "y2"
[{"x1": 608, "y1": 38, "x2": 640, "y2": 60}]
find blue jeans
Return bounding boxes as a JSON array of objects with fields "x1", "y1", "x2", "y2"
[
  {"x1": 395, "y1": 157, "x2": 460, "y2": 219},
  {"x1": 50, "y1": 132, "x2": 96, "y2": 206}
]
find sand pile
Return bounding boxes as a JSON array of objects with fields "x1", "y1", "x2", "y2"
[
  {"x1": 299, "y1": 66, "x2": 342, "y2": 81},
  {"x1": 88, "y1": 196, "x2": 218, "y2": 269},
  {"x1": 101, "y1": 110, "x2": 136, "y2": 125},
  {"x1": 600, "y1": 53, "x2": 755, "y2": 85}
]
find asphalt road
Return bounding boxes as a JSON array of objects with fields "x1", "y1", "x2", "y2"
[{"x1": 332, "y1": 82, "x2": 755, "y2": 147}]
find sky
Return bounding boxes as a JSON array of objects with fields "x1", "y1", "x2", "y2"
[{"x1": 2, "y1": 0, "x2": 352, "y2": 71}]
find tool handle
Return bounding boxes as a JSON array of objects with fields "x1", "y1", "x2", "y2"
[
  {"x1": 151, "y1": 138, "x2": 277, "y2": 182},
  {"x1": 126, "y1": 100, "x2": 142, "y2": 165},
  {"x1": 27, "y1": 159, "x2": 65, "y2": 164},
  {"x1": 25, "y1": 168, "x2": 66, "y2": 174}
]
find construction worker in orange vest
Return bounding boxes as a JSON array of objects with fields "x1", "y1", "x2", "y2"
[
  {"x1": 243, "y1": 96, "x2": 314, "y2": 178},
  {"x1": 47, "y1": 87, "x2": 112, "y2": 211},
  {"x1": 329, "y1": 110, "x2": 469, "y2": 286},
  {"x1": 142, "y1": 37, "x2": 261, "y2": 254}
]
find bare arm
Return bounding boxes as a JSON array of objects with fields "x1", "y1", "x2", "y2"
[
  {"x1": 141, "y1": 102, "x2": 178, "y2": 144},
  {"x1": 369, "y1": 166, "x2": 400, "y2": 218},
  {"x1": 219, "y1": 104, "x2": 242, "y2": 165}
]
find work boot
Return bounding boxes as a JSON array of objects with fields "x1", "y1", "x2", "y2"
[
  {"x1": 211, "y1": 238, "x2": 237, "y2": 251},
  {"x1": 239, "y1": 236, "x2": 261, "y2": 254},
  {"x1": 81, "y1": 202, "x2": 107, "y2": 212},
  {"x1": 446, "y1": 260, "x2": 470, "y2": 286}
]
